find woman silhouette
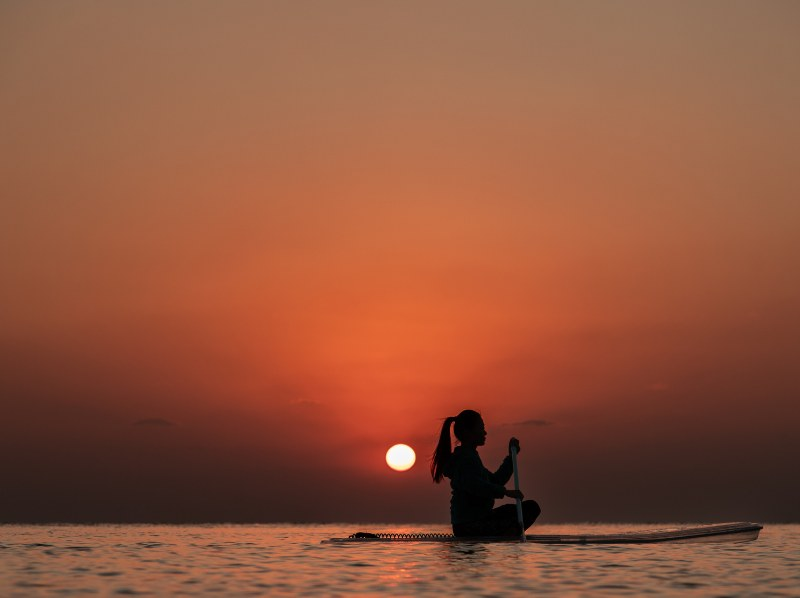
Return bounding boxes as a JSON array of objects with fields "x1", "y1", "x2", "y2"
[{"x1": 431, "y1": 409, "x2": 541, "y2": 536}]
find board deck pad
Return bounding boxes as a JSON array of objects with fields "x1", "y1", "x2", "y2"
[{"x1": 323, "y1": 522, "x2": 762, "y2": 544}]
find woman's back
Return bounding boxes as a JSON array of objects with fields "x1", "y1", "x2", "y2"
[{"x1": 445, "y1": 445, "x2": 511, "y2": 524}]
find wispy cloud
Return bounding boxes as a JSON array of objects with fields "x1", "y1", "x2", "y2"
[
  {"x1": 501, "y1": 419, "x2": 553, "y2": 428},
  {"x1": 133, "y1": 418, "x2": 176, "y2": 427},
  {"x1": 289, "y1": 398, "x2": 321, "y2": 407}
]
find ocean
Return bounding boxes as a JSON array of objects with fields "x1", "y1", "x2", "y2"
[{"x1": 1, "y1": 524, "x2": 797, "y2": 596}]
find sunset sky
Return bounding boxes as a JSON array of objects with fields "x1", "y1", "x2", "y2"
[{"x1": 2, "y1": 1, "x2": 798, "y2": 523}]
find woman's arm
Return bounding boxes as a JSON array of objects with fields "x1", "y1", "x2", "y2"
[
  {"x1": 489, "y1": 455, "x2": 513, "y2": 485},
  {"x1": 452, "y1": 453, "x2": 507, "y2": 499},
  {"x1": 489, "y1": 437, "x2": 521, "y2": 485}
]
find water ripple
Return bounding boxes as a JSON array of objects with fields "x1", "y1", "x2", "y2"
[{"x1": 0, "y1": 524, "x2": 796, "y2": 596}]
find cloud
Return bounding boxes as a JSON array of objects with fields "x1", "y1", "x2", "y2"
[
  {"x1": 501, "y1": 419, "x2": 553, "y2": 428},
  {"x1": 289, "y1": 398, "x2": 321, "y2": 407},
  {"x1": 133, "y1": 418, "x2": 176, "y2": 427}
]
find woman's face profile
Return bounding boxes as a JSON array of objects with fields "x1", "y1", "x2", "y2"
[{"x1": 461, "y1": 418, "x2": 487, "y2": 447}]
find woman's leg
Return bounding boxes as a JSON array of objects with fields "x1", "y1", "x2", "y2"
[
  {"x1": 488, "y1": 500, "x2": 542, "y2": 536},
  {"x1": 453, "y1": 500, "x2": 542, "y2": 537},
  {"x1": 522, "y1": 499, "x2": 541, "y2": 530}
]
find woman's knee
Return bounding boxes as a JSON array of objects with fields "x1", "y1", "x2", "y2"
[{"x1": 523, "y1": 499, "x2": 541, "y2": 518}]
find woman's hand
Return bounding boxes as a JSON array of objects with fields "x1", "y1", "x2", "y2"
[
  {"x1": 504, "y1": 489, "x2": 524, "y2": 500},
  {"x1": 509, "y1": 437, "x2": 521, "y2": 455}
]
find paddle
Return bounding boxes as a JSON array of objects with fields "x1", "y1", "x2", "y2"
[{"x1": 510, "y1": 444, "x2": 525, "y2": 542}]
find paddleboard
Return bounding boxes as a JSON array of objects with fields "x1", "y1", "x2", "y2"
[{"x1": 323, "y1": 522, "x2": 762, "y2": 544}]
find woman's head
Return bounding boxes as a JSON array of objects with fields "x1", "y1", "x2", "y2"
[
  {"x1": 453, "y1": 409, "x2": 486, "y2": 446},
  {"x1": 430, "y1": 409, "x2": 485, "y2": 483}
]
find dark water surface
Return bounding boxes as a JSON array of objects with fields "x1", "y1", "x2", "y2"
[{"x1": 1, "y1": 524, "x2": 797, "y2": 596}]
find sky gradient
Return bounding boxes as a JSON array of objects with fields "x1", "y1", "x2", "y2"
[{"x1": 2, "y1": 1, "x2": 799, "y2": 523}]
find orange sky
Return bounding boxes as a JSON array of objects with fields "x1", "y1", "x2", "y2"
[{"x1": 1, "y1": 1, "x2": 798, "y2": 523}]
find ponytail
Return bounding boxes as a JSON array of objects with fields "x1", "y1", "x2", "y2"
[
  {"x1": 431, "y1": 409, "x2": 483, "y2": 483},
  {"x1": 430, "y1": 416, "x2": 456, "y2": 483}
]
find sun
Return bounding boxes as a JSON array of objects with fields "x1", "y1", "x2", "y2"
[{"x1": 385, "y1": 444, "x2": 416, "y2": 472}]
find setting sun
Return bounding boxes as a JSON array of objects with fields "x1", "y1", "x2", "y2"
[{"x1": 385, "y1": 444, "x2": 416, "y2": 472}]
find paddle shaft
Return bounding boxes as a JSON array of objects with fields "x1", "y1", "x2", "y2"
[{"x1": 510, "y1": 445, "x2": 525, "y2": 542}]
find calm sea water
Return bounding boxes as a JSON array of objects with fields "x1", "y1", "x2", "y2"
[{"x1": 1, "y1": 524, "x2": 797, "y2": 596}]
